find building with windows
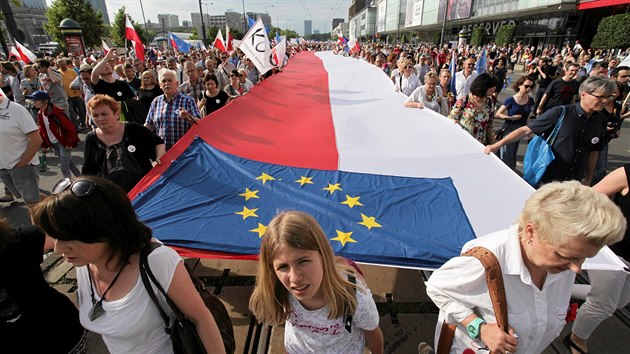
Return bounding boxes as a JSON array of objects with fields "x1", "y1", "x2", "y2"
[
  {"x1": 208, "y1": 15, "x2": 226, "y2": 28},
  {"x1": 304, "y1": 20, "x2": 313, "y2": 36},
  {"x1": 349, "y1": 0, "x2": 630, "y2": 50},
  {"x1": 246, "y1": 12, "x2": 272, "y2": 29},
  {"x1": 191, "y1": 13, "x2": 211, "y2": 37},
  {"x1": 158, "y1": 14, "x2": 179, "y2": 29},
  {"x1": 86, "y1": 0, "x2": 110, "y2": 25},
  {"x1": 225, "y1": 11, "x2": 245, "y2": 31},
  {"x1": 1, "y1": 0, "x2": 48, "y2": 48},
  {"x1": 333, "y1": 22, "x2": 350, "y2": 37},
  {"x1": 332, "y1": 18, "x2": 345, "y2": 32},
  {"x1": 182, "y1": 20, "x2": 191, "y2": 27}
]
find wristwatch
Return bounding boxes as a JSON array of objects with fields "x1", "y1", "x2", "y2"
[{"x1": 467, "y1": 317, "x2": 487, "y2": 340}]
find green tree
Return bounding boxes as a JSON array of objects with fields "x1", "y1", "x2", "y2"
[
  {"x1": 470, "y1": 27, "x2": 485, "y2": 47},
  {"x1": 110, "y1": 7, "x2": 149, "y2": 48},
  {"x1": 207, "y1": 26, "x2": 219, "y2": 42},
  {"x1": 591, "y1": 14, "x2": 630, "y2": 49},
  {"x1": 190, "y1": 27, "x2": 198, "y2": 40},
  {"x1": 44, "y1": 0, "x2": 108, "y2": 49},
  {"x1": 495, "y1": 24, "x2": 516, "y2": 46}
]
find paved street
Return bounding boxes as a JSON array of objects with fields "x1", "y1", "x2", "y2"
[{"x1": 2, "y1": 69, "x2": 630, "y2": 353}]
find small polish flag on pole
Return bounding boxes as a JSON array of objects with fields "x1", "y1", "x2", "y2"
[
  {"x1": 125, "y1": 15, "x2": 145, "y2": 61},
  {"x1": 14, "y1": 39, "x2": 37, "y2": 64}
]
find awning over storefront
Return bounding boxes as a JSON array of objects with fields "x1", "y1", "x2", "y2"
[{"x1": 577, "y1": 0, "x2": 630, "y2": 10}]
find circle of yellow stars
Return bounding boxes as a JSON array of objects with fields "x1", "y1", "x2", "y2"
[{"x1": 234, "y1": 172, "x2": 382, "y2": 244}]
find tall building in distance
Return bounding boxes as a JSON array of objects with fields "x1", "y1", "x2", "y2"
[
  {"x1": 225, "y1": 11, "x2": 245, "y2": 31},
  {"x1": 246, "y1": 12, "x2": 272, "y2": 29},
  {"x1": 21, "y1": 0, "x2": 46, "y2": 9},
  {"x1": 332, "y1": 18, "x2": 344, "y2": 32},
  {"x1": 191, "y1": 13, "x2": 211, "y2": 36},
  {"x1": 85, "y1": 0, "x2": 110, "y2": 25},
  {"x1": 304, "y1": 20, "x2": 312, "y2": 36},
  {"x1": 157, "y1": 14, "x2": 179, "y2": 29}
]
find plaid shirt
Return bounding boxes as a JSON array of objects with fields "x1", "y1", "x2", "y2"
[
  {"x1": 179, "y1": 77, "x2": 205, "y2": 101},
  {"x1": 146, "y1": 91, "x2": 201, "y2": 150}
]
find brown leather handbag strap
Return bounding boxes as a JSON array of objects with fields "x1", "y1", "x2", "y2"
[
  {"x1": 435, "y1": 246, "x2": 509, "y2": 354},
  {"x1": 462, "y1": 246, "x2": 509, "y2": 333}
]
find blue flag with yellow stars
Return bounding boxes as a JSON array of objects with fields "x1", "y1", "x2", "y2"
[{"x1": 133, "y1": 137, "x2": 475, "y2": 269}]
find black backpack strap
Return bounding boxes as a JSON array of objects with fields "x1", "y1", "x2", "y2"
[
  {"x1": 139, "y1": 242, "x2": 188, "y2": 333},
  {"x1": 343, "y1": 274, "x2": 357, "y2": 333}
]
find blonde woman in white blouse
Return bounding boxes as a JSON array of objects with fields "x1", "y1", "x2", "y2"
[
  {"x1": 404, "y1": 72, "x2": 448, "y2": 115},
  {"x1": 394, "y1": 59, "x2": 421, "y2": 97}
]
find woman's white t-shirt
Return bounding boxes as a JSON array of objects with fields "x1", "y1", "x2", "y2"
[
  {"x1": 76, "y1": 246, "x2": 181, "y2": 354},
  {"x1": 284, "y1": 277, "x2": 380, "y2": 354}
]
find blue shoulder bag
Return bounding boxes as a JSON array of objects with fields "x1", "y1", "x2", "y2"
[{"x1": 522, "y1": 106, "x2": 566, "y2": 187}]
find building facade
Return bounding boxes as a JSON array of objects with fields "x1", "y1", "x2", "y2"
[
  {"x1": 246, "y1": 12, "x2": 272, "y2": 29},
  {"x1": 158, "y1": 14, "x2": 179, "y2": 29},
  {"x1": 86, "y1": 0, "x2": 110, "y2": 25},
  {"x1": 208, "y1": 15, "x2": 226, "y2": 28},
  {"x1": 225, "y1": 11, "x2": 245, "y2": 31},
  {"x1": 191, "y1": 13, "x2": 211, "y2": 37},
  {"x1": 349, "y1": 0, "x2": 630, "y2": 50},
  {"x1": 304, "y1": 20, "x2": 313, "y2": 36},
  {"x1": 332, "y1": 18, "x2": 345, "y2": 32},
  {"x1": 1, "y1": 0, "x2": 48, "y2": 49}
]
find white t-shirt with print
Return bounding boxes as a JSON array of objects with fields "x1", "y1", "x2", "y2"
[{"x1": 284, "y1": 277, "x2": 380, "y2": 354}]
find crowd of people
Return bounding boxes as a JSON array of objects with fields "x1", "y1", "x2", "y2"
[{"x1": 1, "y1": 37, "x2": 630, "y2": 354}]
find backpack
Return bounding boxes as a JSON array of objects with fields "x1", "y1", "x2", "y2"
[{"x1": 99, "y1": 125, "x2": 145, "y2": 192}]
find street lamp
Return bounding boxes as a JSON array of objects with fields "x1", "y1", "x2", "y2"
[{"x1": 198, "y1": 0, "x2": 207, "y2": 44}]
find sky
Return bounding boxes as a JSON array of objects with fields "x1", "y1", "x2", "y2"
[{"x1": 46, "y1": 0, "x2": 352, "y2": 35}]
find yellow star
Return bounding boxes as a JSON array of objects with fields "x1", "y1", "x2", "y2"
[
  {"x1": 322, "y1": 183, "x2": 342, "y2": 194},
  {"x1": 358, "y1": 213, "x2": 382, "y2": 230},
  {"x1": 341, "y1": 195, "x2": 363, "y2": 208},
  {"x1": 239, "y1": 188, "x2": 260, "y2": 201},
  {"x1": 249, "y1": 223, "x2": 267, "y2": 238},
  {"x1": 331, "y1": 230, "x2": 357, "y2": 247},
  {"x1": 235, "y1": 206, "x2": 259, "y2": 220},
  {"x1": 256, "y1": 172, "x2": 275, "y2": 184},
  {"x1": 294, "y1": 176, "x2": 314, "y2": 186}
]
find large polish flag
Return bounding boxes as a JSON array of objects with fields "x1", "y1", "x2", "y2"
[{"x1": 130, "y1": 51, "x2": 625, "y2": 271}]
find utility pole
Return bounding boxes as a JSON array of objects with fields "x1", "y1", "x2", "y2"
[
  {"x1": 439, "y1": 0, "x2": 449, "y2": 48},
  {"x1": 0, "y1": 0, "x2": 21, "y2": 57},
  {"x1": 198, "y1": 0, "x2": 207, "y2": 44}
]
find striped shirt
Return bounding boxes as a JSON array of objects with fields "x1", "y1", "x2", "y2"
[
  {"x1": 146, "y1": 91, "x2": 201, "y2": 150},
  {"x1": 179, "y1": 77, "x2": 204, "y2": 101}
]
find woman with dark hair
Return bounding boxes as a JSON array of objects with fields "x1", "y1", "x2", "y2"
[
  {"x1": 494, "y1": 75, "x2": 535, "y2": 170},
  {"x1": 198, "y1": 73, "x2": 230, "y2": 116},
  {"x1": 0, "y1": 218, "x2": 87, "y2": 353},
  {"x1": 492, "y1": 57, "x2": 508, "y2": 94},
  {"x1": 448, "y1": 73, "x2": 498, "y2": 144},
  {"x1": 32, "y1": 176, "x2": 226, "y2": 354},
  {"x1": 224, "y1": 69, "x2": 248, "y2": 99}
]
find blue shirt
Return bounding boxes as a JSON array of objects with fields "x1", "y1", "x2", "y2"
[{"x1": 146, "y1": 91, "x2": 201, "y2": 150}]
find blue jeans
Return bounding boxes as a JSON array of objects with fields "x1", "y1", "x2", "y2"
[
  {"x1": 51, "y1": 143, "x2": 81, "y2": 179},
  {"x1": 0, "y1": 164, "x2": 40, "y2": 204}
]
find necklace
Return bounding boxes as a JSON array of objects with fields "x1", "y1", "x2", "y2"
[{"x1": 87, "y1": 264, "x2": 126, "y2": 321}]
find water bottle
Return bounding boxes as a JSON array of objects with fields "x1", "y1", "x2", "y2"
[{"x1": 39, "y1": 153, "x2": 47, "y2": 172}]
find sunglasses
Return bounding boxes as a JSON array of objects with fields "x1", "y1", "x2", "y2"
[
  {"x1": 522, "y1": 85, "x2": 533, "y2": 89},
  {"x1": 466, "y1": 63, "x2": 475, "y2": 66},
  {"x1": 230, "y1": 74, "x2": 237, "y2": 77},
  {"x1": 404, "y1": 66, "x2": 413, "y2": 69},
  {"x1": 52, "y1": 178, "x2": 96, "y2": 197}
]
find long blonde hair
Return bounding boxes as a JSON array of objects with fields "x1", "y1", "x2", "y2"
[{"x1": 248, "y1": 211, "x2": 360, "y2": 325}]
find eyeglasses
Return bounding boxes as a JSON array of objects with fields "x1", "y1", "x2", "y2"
[
  {"x1": 587, "y1": 92, "x2": 615, "y2": 101},
  {"x1": 466, "y1": 63, "x2": 475, "y2": 66},
  {"x1": 522, "y1": 85, "x2": 533, "y2": 89},
  {"x1": 52, "y1": 178, "x2": 96, "y2": 197},
  {"x1": 404, "y1": 66, "x2": 413, "y2": 69}
]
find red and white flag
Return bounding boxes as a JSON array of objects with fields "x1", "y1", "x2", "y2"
[
  {"x1": 101, "y1": 40, "x2": 111, "y2": 55},
  {"x1": 9, "y1": 46, "x2": 21, "y2": 60},
  {"x1": 213, "y1": 29, "x2": 226, "y2": 53},
  {"x1": 225, "y1": 24, "x2": 234, "y2": 52},
  {"x1": 125, "y1": 15, "x2": 145, "y2": 61},
  {"x1": 347, "y1": 35, "x2": 360, "y2": 54},
  {"x1": 14, "y1": 39, "x2": 37, "y2": 64}
]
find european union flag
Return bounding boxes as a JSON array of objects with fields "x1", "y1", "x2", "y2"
[
  {"x1": 247, "y1": 16, "x2": 255, "y2": 29},
  {"x1": 169, "y1": 32, "x2": 192, "y2": 53},
  {"x1": 475, "y1": 48, "x2": 487, "y2": 74},
  {"x1": 133, "y1": 138, "x2": 475, "y2": 268}
]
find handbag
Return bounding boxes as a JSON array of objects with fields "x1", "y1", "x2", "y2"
[
  {"x1": 140, "y1": 243, "x2": 207, "y2": 354},
  {"x1": 436, "y1": 247, "x2": 508, "y2": 354},
  {"x1": 522, "y1": 106, "x2": 566, "y2": 187}
]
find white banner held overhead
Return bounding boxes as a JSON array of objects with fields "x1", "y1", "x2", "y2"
[{"x1": 238, "y1": 18, "x2": 274, "y2": 75}]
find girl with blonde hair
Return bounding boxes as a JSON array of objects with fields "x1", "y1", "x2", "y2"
[{"x1": 249, "y1": 211, "x2": 383, "y2": 354}]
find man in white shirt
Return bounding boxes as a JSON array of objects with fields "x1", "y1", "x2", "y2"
[
  {"x1": 455, "y1": 57, "x2": 478, "y2": 100},
  {"x1": 0, "y1": 92, "x2": 42, "y2": 205}
]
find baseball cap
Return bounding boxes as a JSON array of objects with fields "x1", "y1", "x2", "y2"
[{"x1": 25, "y1": 90, "x2": 51, "y2": 101}]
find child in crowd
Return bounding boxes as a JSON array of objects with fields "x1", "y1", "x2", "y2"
[{"x1": 249, "y1": 211, "x2": 384, "y2": 354}]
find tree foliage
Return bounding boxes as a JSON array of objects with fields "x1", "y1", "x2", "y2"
[
  {"x1": 591, "y1": 14, "x2": 630, "y2": 49},
  {"x1": 110, "y1": 7, "x2": 149, "y2": 48},
  {"x1": 207, "y1": 26, "x2": 219, "y2": 42},
  {"x1": 190, "y1": 27, "x2": 198, "y2": 40},
  {"x1": 495, "y1": 24, "x2": 516, "y2": 46},
  {"x1": 44, "y1": 0, "x2": 108, "y2": 49},
  {"x1": 470, "y1": 27, "x2": 485, "y2": 47}
]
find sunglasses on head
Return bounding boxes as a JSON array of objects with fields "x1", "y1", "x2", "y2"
[{"x1": 52, "y1": 178, "x2": 96, "y2": 197}]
